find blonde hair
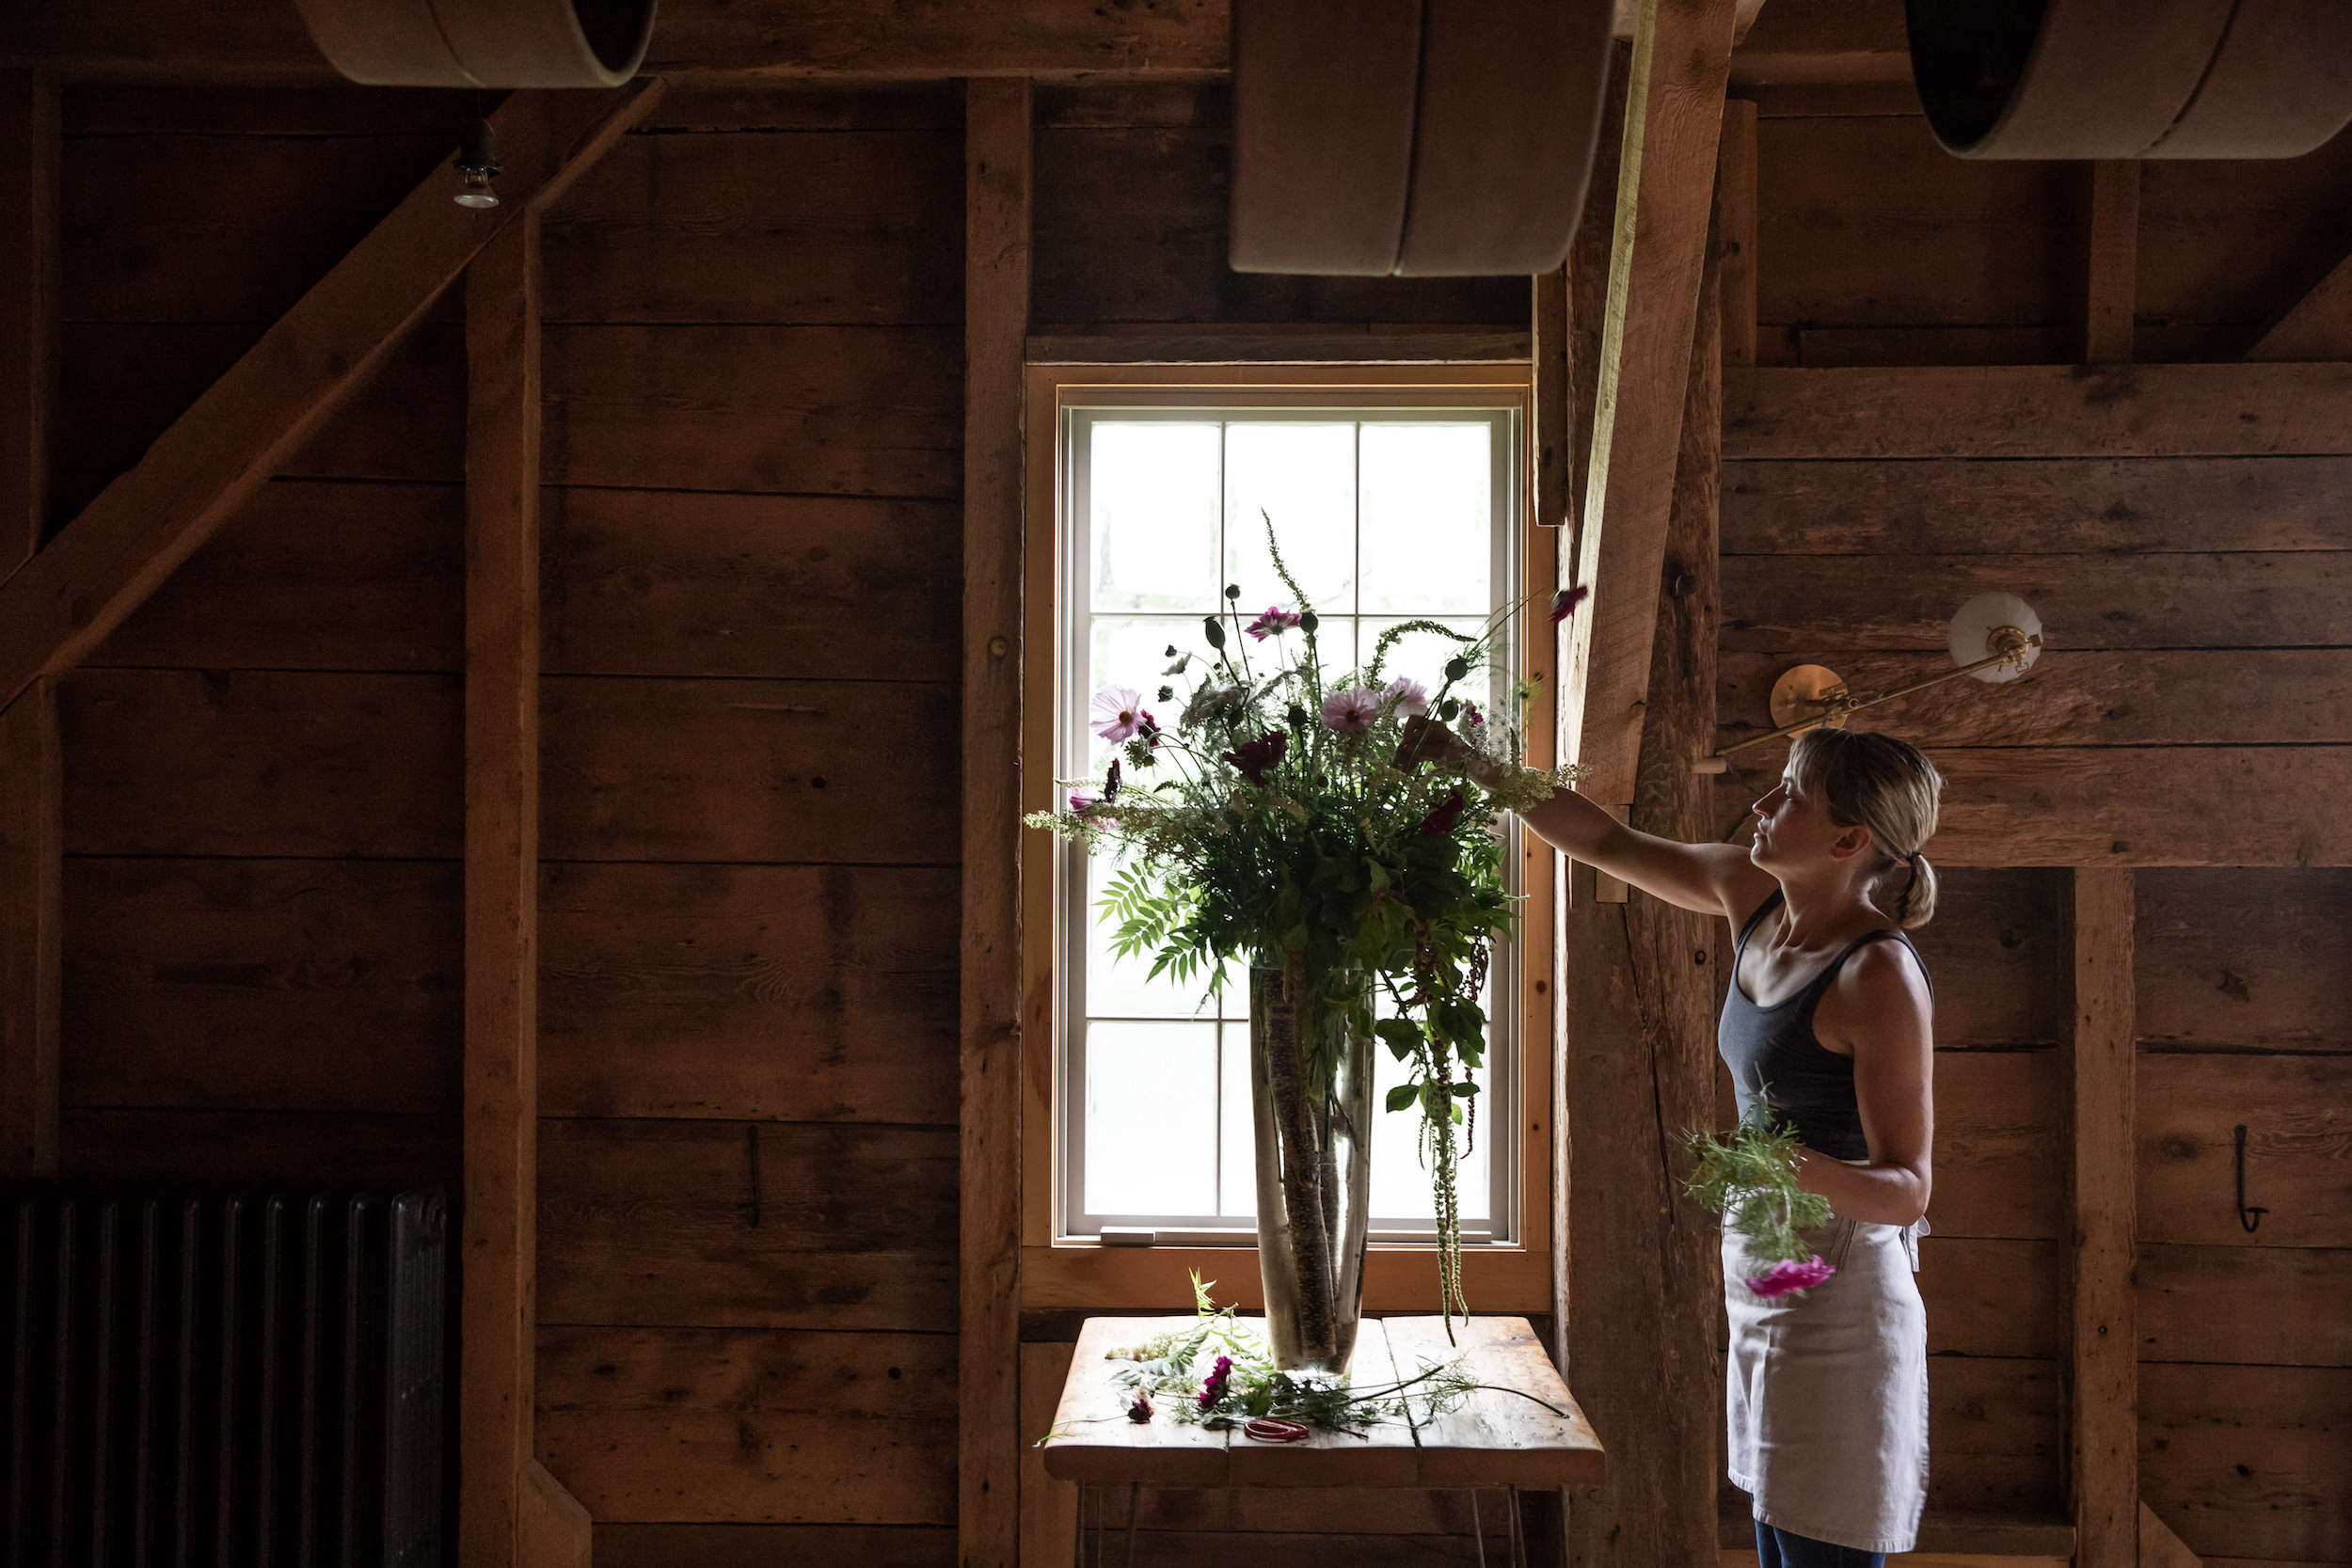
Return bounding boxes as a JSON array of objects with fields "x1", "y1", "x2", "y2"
[{"x1": 1787, "y1": 727, "x2": 1945, "y2": 929}]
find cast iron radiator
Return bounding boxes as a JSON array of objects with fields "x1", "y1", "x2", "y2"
[{"x1": 1, "y1": 1187, "x2": 448, "y2": 1567}]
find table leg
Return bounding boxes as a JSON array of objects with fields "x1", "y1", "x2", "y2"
[
  {"x1": 1508, "y1": 1486, "x2": 1527, "y2": 1568},
  {"x1": 1469, "y1": 1488, "x2": 1489, "y2": 1568},
  {"x1": 1125, "y1": 1481, "x2": 1140, "y2": 1568}
]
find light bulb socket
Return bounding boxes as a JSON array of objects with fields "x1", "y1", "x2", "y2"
[{"x1": 453, "y1": 116, "x2": 501, "y2": 208}]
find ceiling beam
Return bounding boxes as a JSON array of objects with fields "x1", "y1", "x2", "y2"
[
  {"x1": 2, "y1": 0, "x2": 1902, "y2": 84},
  {"x1": 1561, "y1": 0, "x2": 1740, "y2": 816},
  {"x1": 0, "y1": 79, "x2": 664, "y2": 717}
]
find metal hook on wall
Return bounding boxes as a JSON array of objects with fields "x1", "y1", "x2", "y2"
[{"x1": 2233, "y1": 1123, "x2": 2267, "y2": 1234}]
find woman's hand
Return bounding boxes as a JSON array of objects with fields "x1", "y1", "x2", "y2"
[{"x1": 1395, "y1": 714, "x2": 1470, "y2": 774}]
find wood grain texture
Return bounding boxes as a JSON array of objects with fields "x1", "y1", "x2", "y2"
[
  {"x1": 962, "y1": 77, "x2": 1029, "y2": 1568},
  {"x1": 1721, "y1": 551, "x2": 2352, "y2": 651},
  {"x1": 1922, "y1": 747, "x2": 2352, "y2": 868},
  {"x1": 1903, "y1": 870, "x2": 2070, "y2": 1048},
  {"x1": 1019, "y1": 1341, "x2": 1079, "y2": 1567},
  {"x1": 1724, "y1": 365, "x2": 2352, "y2": 460},
  {"x1": 540, "y1": 324, "x2": 960, "y2": 497},
  {"x1": 0, "y1": 685, "x2": 60, "y2": 1177},
  {"x1": 520, "y1": 1460, "x2": 591, "y2": 1568},
  {"x1": 88, "y1": 480, "x2": 462, "y2": 673},
  {"x1": 540, "y1": 488, "x2": 959, "y2": 683},
  {"x1": 62, "y1": 856, "x2": 460, "y2": 1112},
  {"x1": 2137, "y1": 1053, "x2": 2352, "y2": 1246},
  {"x1": 2140, "y1": 1363, "x2": 2352, "y2": 1562},
  {"x1": 1720, "y1": 650, "x2": 2352, "y2": 748},
  {"x1": 537, "y1": 675, "x2": 956, "y2": 864},
  {"x1": 535, "y1": 1325, "x2": 957, "y2": 1523},
  {"x1": 538, "y1": 862, "x2": 957, "y2": 1124},
  {"x1": 60, "y1": 667, "x2": 461, "y2": 858},
  {"x1": 462, "y1": 213, "x2": 545, "y2": 1568},
  {"x1": 2071, "y1": 868, "x2": 2137, "y2": 1568},
  {"x1": 2084, "y1": 163, "x2": 2139, "y2": 364},
  {"x1": 1924, "y1": 1357, "x2": 2065, "y2": 1516},
  {"x1": 59, "y1": 1107, "x2": 458, "y2": 1186},
  {"x1": 535, "y1": 1117, "x2": 957, "y2": 1332},
  {"x1": 1561, "y1": 0, "x2": 1738, "y2": 808},
  {"x1": 1025, "y1": 329, "x2": 1532, "y2": 364},
  {"x1": 1929, "y1": 1050, "x2": 2064, "y2": 1241},
  {"x1": 542, "y1": 128, "x2": 961, "y2": 325},
  {"x1": 1721, "y1": 456, "x2": 2352, "y2": 557},
  {"x1": 2136, "y1": 870, "x2": 2352, "y2": 1049},
  {"x1": 3, "y1": 71, "x2": 55, "y2": 549},
  {"x1": 1717, "y1": 99, "x2": 1757, "y2": 370},
  {"x1": 2137, "y1": 1243, "x2": 2352, "y2": 1366},
  {"x1": 593, "y1": 1525, "x2": 956, "y2": 1568},
  {"x1": 2138, "y1": 1501, "x2": 2201, "y2": 1568},
  {"x1": 0, "y1": 83, "x2": 662, "y2": 712},
  {"x1": 2140, "y1": 133, "x2": 2352, "y2": 344},
  {"x1": 1917, "y1": 1238, "x2": 2065, "y2": 1359},
  {"x1": 2248, "y1": 250, "x2": 2352, "y2": 362}
]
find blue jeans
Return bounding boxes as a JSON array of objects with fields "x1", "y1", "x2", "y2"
[{"x1": 1756, "y1": 1518, "x2": 1885, "y2": 1568}]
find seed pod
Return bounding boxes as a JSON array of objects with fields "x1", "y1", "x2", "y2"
[
  {"x1": 1224, "y1": 584, "x2": 1241, "y2": 600},
  {"x1": 1203, "y1": 616, "x2": 1226, "y2": 649},
  {"x1": 1298, "y1": 610, "x2": 1319, "y2": 634},
  {"x1": 1444, "y1": 657, "x2": 1470, "y2": 682},
  {"x1": 1438, "y1": 698, "x2": 1460, "y2": 721},
  {"x1": 1286, "y1": 704, "x2": 1310, "y2": 730}
]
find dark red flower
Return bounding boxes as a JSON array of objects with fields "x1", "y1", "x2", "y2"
[
  {"x1": 1103, "y1": 759, "x2": 1121, "y2": 803},
  {"x1": 1416, "y1": 785, "x2": 1467, "y2": 838},
  {"x1": 1549, "y1": 584, "x2": 1591, "y2": 624},
  {"x1": 1220, "y1": 729, "x2": 1287, "y2": 785}
]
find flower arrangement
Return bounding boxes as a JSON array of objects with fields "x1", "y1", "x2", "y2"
[
  {"x1": 1025, "y1": 518, "x2": 1581, "y2": 1323},
  {"x1": 1679, "y1": 1099, "x2": 1839, "y2": 1301}
]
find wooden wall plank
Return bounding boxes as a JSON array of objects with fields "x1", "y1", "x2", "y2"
[
  {"x1": 59, "y1": 1107, "x2": 459, "y2": 1185},
  {"x1": 535, "y1": 1326, "x2": 956, "y2": 1524},
  {"x1": 543, "y1": 129, "x2": 961, "y2": 325},
  {"x1": 541, "y1": 489, "x2": 959, "y2": 683},
  {"x1": 2083, "y1": 163, "x2": 2139, "y2": 364},
  {"x1": 1921, "y1": 1238, "x2": 2066, "y2": 1360},
  {"x1": 1931, "y1": 1050, "x2": 2065, "y2": 1240},
  {"x1": 1724, "y1": 365, "x2": 2352, "y2": 460},
  {"x1": 2137, "y1": 1243, "x2": 2352, "y2": 1366},
  {"x1": 59, "y1": 668, "x2": 461, "y2": 859},
  {"x1": 594, "y1": 1525, "x2": 957, "y2": 1568},
  {"x1": 1019, "y1": 1342, "x2": 1078, "y2": 1568},
  {"x1": 2140, "y1": 135, "x2": 2352, "y2": 348},
  {"x1": 536, "y1": 1118, "x2": 957, "y2": 1331},
  {"x1": 2071, "y1": 868, "x2": 2137, "y2": 1568},
  {"x1": 0, "y1": 72, "x2": 58, "y2": 1180},
  {"x1": 0, "y1": 83, "x2": 662, "y2": 713},
  {"x1": 1722, "y1": 552, "x2": 2352, "y2": 651},
  {"x1": 1925, "y1": 1357, "x2": 2066, "y2": 1516},
  {"x1": 962, "y1": 75, "x2": 1029, "y2": 1568},
  {"x1": 1722, "y1": 456, "x2": 2352, "y2": 556},
  {"x1": 462, "y1": 213, "x2": 546, "y2": 1568},
  {"x1": 2137, "y1": 1053, "x2": 2352, "y2": 1246},
  {"x1": 1718, "y1": 99, "x2": 1757, "y2": 370},
  {"x1": 538, "y1": 676, "x2": 955, "y2": 864},
  {"x1": 62, "y1": 856, "x2": 459, "y2": 1112},
  {"x1": 1722, "y1": 650, "x2": 2352, "y2": 748},
  {"x1": 2137, "y1": 870, "x2": 2352, "y2": 1050},
  {"x1": 2248, "y1": 250, "x2": 2352, "y2": 362},
  {"x1": 1755, "y1": 114, "x2": 2073, "y2": 332},
  {"x1": 540, "y1": 324, "x2": 961, "y2": 497},
  {"x1": 538, "y1": 863, "x2": 957, "y2": 1124},
  {"x1": 2140, "y1": 1364, "x2": 2352, "y2": 1562},
  {"x1": 1905, "y1": 869, "x2": 2070, "y2": 1049},
  {"x1": 1925, "y1": 748, "x2": 2352, "y2": 868},
  {"x1": 87, "y1": 479, "x2": 462, "y2": 673}
]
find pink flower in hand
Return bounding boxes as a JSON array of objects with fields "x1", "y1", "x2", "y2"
[
  {"x1": 1744, "y1": 1255, "x2": 1836, "y2": 1301},
  {"x1": 1549, "y1": 584, "x2": 1591, "y2": 624},
  {"x1": 1383, "y1": 676, "x2": 1430, "y2": 718},
  {"x1": 1090, "y1": 685, "x2": 1145, "y2": 742}
]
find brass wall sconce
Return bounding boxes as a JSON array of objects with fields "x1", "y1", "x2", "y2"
[{"x1": 1694, "y1": 593, "x2": 2043, "y2": 774}]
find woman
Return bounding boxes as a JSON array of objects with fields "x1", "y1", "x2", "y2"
[{"x1": 1413, "y1": 721, "x2": 1942, "y2": 1567}]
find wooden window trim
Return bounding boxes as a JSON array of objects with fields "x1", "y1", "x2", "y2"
[{"x1": 1017, "y1": 361, "x2": 1556, "y2": 1312}]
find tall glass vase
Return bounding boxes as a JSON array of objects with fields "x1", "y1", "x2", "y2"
[{"x1": 1248, "y1": 965, "x2": 1375, "y2": 1373}]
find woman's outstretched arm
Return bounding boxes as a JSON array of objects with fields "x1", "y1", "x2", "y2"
[{"x1": 1403, "y1": 717, "x2": 1773, "y2": 922}]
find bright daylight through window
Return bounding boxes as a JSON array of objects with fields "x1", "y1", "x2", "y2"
[{"x1": 1058, "y1": 400, "x2": 1524, "y2": 1245}]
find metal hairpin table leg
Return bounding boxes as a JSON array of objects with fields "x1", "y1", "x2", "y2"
[
  {"x1": 1469, "y1": 1488, "x2": 1489, "y2": 1568},
  {"x1": 1508, "y1": 1486, "x2": 1528, "y2": 1568},
  {"x1": 1125, "y1": 1481, "x2": 1140, "y2": 1568}
]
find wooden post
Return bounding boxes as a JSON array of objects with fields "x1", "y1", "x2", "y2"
[
  {"x1": 1564, "y1": 205, "x2": 1725, "y2": 1568},
  {"x1": 2071, "y1": 868, "x2": 2137, "y2": 1568},
  {"x1": 0, "y1": 71, "x2": 59, "y2": 1180},
  {"x1": 461, "y1": 214, "x2": 576, "y2": 1568},
  {"x1": 2084, "y1": 162, "x2": 2139, "y2": 364},
  {"x1": 961, "y1": 76, "x2": 1030, "y2": 1568}
]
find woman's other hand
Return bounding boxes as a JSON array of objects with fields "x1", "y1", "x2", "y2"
[{"x1": 1396, "y1": 714, "x2": 1468, "y2": 773}]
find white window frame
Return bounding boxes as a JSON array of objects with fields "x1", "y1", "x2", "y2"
[{"x1": 1052, "y1": 393, "x2": 1527, "y2": 1248}]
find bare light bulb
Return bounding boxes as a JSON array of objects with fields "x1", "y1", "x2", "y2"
[{"x1": 453, "y1": 117, "x2": 501, "y2": 210}]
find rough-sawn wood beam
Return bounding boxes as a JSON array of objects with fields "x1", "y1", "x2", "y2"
[{"x1": 0, "y1": 79, "x2": 665, "y2": 717}]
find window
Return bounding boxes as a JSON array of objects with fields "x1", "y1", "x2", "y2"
[{"x1": 1031, "y1": 372, "x2": 1546, "y2": 1271}]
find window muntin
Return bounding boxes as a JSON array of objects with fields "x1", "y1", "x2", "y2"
[{"x1": 1057, "y1": 402, "x2": 1525, "y2": 1244}]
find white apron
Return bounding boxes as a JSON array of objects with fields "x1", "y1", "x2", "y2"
[{"x1": 1723, "y1": 1211, "x2": 1931, "y2": 1555}]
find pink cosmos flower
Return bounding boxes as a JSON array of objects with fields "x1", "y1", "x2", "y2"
[
  {"x1": 1321, "y1": 687, "x2": 1380, "y2": 736},
  {"x1": 1549, "y1": 584, "x2": 1592, "y2": 624},
  {"x1": 1245, "y1": 606, "x2": 1302, "y2": 641},
  {"x1": 1090, "y1": 685, "x2": 1145, "y2": 742},
  {"x1": 1744, "y1": 1255, "x2": 1836, "y2": 1300},
  {"x1": 1384, "y1": 676, "x2": 1430, "y2": 718},
  {"x1": 1068, "y1": 792, "x2": 1096, "y2": 813}
]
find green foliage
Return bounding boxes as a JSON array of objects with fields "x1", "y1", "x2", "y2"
[{"x1": 1678, "y1": 1099, "x2": 1836, "y2": 1265}]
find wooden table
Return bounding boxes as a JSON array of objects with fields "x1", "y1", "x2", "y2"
[{"x1": 1041, "y1": 1315, "x2": 1604, "y2": 1566}]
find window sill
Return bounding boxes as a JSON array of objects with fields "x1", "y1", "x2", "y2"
[{"x1": 1021, "y1": 1241, "x2": 1551, "y2": 1312}]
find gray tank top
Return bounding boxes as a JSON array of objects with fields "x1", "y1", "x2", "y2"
[{"x1": 1716, "y1": 889, "x2": 1930, "y2": 1162}]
